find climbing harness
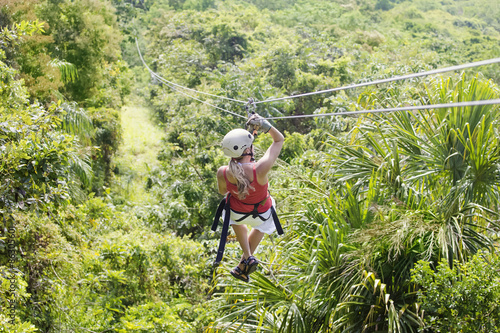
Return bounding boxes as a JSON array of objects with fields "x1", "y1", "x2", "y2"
[
  {"x1": 211, "y1": 193, "x2": 283, "y2": 266},
  {"x1": 232, "y1": 193, "x2": 272, "y2": 222}
]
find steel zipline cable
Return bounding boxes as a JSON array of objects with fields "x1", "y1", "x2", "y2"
[
  {"x1": 136, "y1": 38, "x2": 247, "y2": 119},
  {"x1": 151, "y1": 71, "x2": 247, "y2": 119},
  {"x1": 136, "y1": 38, "x2": 500, "y2": 120},
  {"x1": 264, "y1": 99, "x2": 500, "y2": 120},
  {"x1": 135, "y1": 38, "x2": 247, "y2": 105},
  {"x1": 254, "y1": 58, "x2": 500, "y2": 105}
]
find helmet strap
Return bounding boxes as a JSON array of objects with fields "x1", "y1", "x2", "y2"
[{"x1": 240, "y1": 145, "x2": 255, "y2": 161}]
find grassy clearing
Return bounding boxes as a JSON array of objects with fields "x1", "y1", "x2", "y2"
[{"x1": 113, "y1": 105, "x2": 164, "y2": 204}]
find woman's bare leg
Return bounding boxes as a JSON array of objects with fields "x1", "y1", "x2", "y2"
[
  {"x1": 232, "y1": 224, "x2": 251, "y2": 272},
  {"x1": 232, "y1": 225, "x2": 265, "y2": 276},
  {"x1": 248, "y1": 228, "x2": 265, "y2": 255},
  {"x1": 238, "y1": 228, "x2": 265, "y2": 267}
]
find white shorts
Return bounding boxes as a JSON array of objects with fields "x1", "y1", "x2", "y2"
[{"x1": 222, "y1": 197, "x2": 277, "y2": 235}]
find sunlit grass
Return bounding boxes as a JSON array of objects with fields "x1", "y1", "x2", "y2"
[{"x1": 112, "y1": 105, "x2": 164, "y2": 204}]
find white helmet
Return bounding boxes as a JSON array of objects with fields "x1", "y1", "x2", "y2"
[{"x1": 221, "y1": 129, "x2": 254, "y2": 158}]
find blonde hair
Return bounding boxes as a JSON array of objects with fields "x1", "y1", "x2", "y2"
[{"x1": 228, "y1": 158, "x2": 254, "y2": 200}]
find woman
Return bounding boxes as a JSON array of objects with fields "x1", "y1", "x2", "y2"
[{"x1": 216, "y1": 113, "x2": 284, "y2": 282}]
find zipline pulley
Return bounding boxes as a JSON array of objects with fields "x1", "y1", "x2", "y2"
[{"x1": 245, "y1": 98, "x2": 259, "y2": 136}]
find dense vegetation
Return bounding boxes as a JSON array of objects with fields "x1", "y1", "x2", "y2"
[{"x1": 1, "y1": 0, "x2": 499, "y2": 332}]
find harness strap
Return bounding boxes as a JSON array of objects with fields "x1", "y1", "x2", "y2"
[
  {"x1": 231, "y1": 206, "x2": 283, "y2": 235},
  {"x1": 211, "y1": 197, "x2": 227, "y2": 232},
  {"x1": 234, "y1": 211, "x2": 265, "y2": 222},
  {"x1": 213, "y1": 194, "x2": 231, "y2": 266},
  {"x1": 236, "y1": 191, "x2": 271, "y2": 218},
  {"x1": 271, "y1": 206, "x2": 283, "y2": 235}
]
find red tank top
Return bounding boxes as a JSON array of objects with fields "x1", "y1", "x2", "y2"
[{"x1": 224, "y1": 164, "x2": 272, "y2": 213}]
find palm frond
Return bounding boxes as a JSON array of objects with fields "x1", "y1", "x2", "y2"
[
  {"x1": 49, "y1": 58, "x2": 78, "y2": 83},
  {"x1": 334, "y1": 270, "x2": 423, "y2": 333},
  {"x1": 59, "y1": 102, "x2": 94, "y2": 144},
  {"x1": 69, "y1": 147, "x2": 93, "y2": 188}
]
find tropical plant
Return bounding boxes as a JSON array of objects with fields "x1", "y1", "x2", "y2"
[
  {"x1": 325, "y1": 73, "x2": 500, "y2": 331},
  {"x1": 411, "y1": 251, "x2": 500, "y2": 332}
]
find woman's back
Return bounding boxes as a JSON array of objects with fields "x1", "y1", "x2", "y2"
[
  {"x1": 225, "y1": 163, "x2": 256, "y2": 184},
  {"x1": 225, "y1": 154, "x2": 277, "y2": 187},
  {"x1": 224, "y1": 164, "x2": 271, "y2": 212}
]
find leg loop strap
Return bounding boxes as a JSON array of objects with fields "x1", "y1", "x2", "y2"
[{"x1": 213, "y1": 194, "x2": 231, "y2": 266}]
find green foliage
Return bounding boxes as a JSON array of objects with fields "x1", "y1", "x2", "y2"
[
  {"x1": 183, "y1": 0, "x2": 216, "y2": 11},
  {"x1": 0, "y1": 35, "x2": 97, "y2": 209},
  {"x1": 242, "y1": 0, "x2": 297, "y2": 11},
  {"x1": 0, "y1": 318, "x2": 37, "y2": 333},
  {"x1": 34, "y1": 0, "x2": 129, "y2": 106},
  {"x1": 412, "y1": 252, "x2": 500, "y2": 332},
  {"x1": 281, "y1": 131, "x2": 307, "y2": 163},
  {"x1": 203, "y1": 23, "x2": 248, "y2": 65},
  {"x1": 39, "y1": 1, "x2": 113, "y2": 101},
  {"x1": 0, "y1": 22, "x2": 125, "y2": 331},
  {"x1": 49, "y1": 58, "x2": 78, "y2": 83},
  {"x1": 0, "y1": 20, "x2": 46, "y2": 102},
  {"x1": 0, "y1": 19, "x2": 126, "y2": 203},
  {"x1": 1, "y1": 191, "x2": 211, "y2": 331},
  {"x1": 1, "y1": 5, "x2": 121, "y2": 105},
  {"x1": 322, "y1": 74, "x2": 499, "y2": 331},
  {"x1": 0, "y1": 99, "x2": 75, "y2": 213},
  {"x1": 0, "y1": 267, "x2": 37, "y2": 332},
  {"x1": 142, "y1": 90, "x2": 233, "y2": 236},
  {"x1": 375, "y1": 0, "x2": 394, "y2": 11},
  {"x1": 2, "y1": 14, "x2": 62, "y2": 102},
  {"x1": 3, "y1": 18, "x2": 66, "y2": 103},
  {"x1": 327, "y1": 74, "x2": 500, "y2": 257},
  {"x1": 9, "y1": 212, "x2": 79, "y2": 331},
  {"x1": 89, "y1": 59, "x2": 133, "y2": 108},
  {"x1": 116, "y1": 300, "x2": 194, "y2": 332},
  {"x1": 268, "y1": 48, "x2": 297, "y2": 89},
  {"x1": 86, "y1": 107, "x2": 123, "y2": 195}
]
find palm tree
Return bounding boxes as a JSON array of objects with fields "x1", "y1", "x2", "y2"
[{"x1": 328, "y1": 73, "x2": 499, "y2": 331}]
